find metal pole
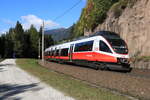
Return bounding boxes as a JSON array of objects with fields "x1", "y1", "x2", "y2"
[
  {"x1": 42, "y1": 21, "x2": 44, "y2": 62},
  {"x1": 38, "y1": 38, "x2": 40, "y2": 59}
]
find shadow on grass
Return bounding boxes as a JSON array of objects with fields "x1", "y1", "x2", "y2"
[{"x1": 0, "y1": 83, "x2": 41, "y2": 100}]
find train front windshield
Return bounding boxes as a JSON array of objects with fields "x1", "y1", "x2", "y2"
[
  {"x1": 107, "y1": 39, "x2": 128, "y2": 54},
  {"x1": 93, "y1": 31, "x2": 129, "y2": 54}
]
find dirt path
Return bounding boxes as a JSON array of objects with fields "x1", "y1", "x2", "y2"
[{"x1": 0, "y1": 59, "x2": 75, "y2": 100}]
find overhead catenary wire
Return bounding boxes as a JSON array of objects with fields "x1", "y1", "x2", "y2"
[{"x1": 53, "y1": 0, "x2": 82, "y2": 21}]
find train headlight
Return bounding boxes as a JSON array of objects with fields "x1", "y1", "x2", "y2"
[{"x1": 117, "y1": 58, "x2": 129, "y2": 64}]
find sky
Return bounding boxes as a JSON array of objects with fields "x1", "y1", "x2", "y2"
[{"x1": 0, "y1": 0, "x2": 86, "y2": 34}]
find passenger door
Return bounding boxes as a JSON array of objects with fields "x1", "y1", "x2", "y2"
[{"x1": 69, "y1": 44, "x2": 74, "y2": 61}]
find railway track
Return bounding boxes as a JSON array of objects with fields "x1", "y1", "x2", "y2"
[
  {"x1": 59, "y1": 61, "x2": 150, "y2": 79},
  {"x1": 74, "y1": 63, "x2": 150, "y2": 79},
  {"x1": 126, "y1": 69, "x2": 150, "y2": 79},
  {"x1": 106, "y1": 68, "x2": 150, "y2": 79},
  {"x1": 39, "y1": 60, "x2": 150, "y2": 100}
]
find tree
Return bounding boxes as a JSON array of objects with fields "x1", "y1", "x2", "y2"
[
  {"x1": 28, "y1": 25, "x2": 39, "y2": 58},
  {"x1": 0, "y1": 37, "x2": 1, "y2": 57},
  {"x1": 22, "y1": 30, "x2": 30, "y2": 58},
  {"x1": 0, "y1": 34, "x2": 6, "y2": 58},
  {"x1": 44, "y1": 34, "x2": 54, "y2": 49},
  {"x1": 13, "y1": 21, "x2": 24, "y2": 57},
  {"x1": 4, "y1": 28, "x2": 14, "y2": 58},
  {"x1": 69, "y1": 24, "x2": 76, "y2": 40}
]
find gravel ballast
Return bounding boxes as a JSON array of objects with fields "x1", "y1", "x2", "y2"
[{"x1": 39, "y1": 60, "x2": 150, "y2": 100}]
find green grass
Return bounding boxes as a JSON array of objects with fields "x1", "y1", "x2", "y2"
[{"x1": 16, "y1": 59, "x2": 131, "y2": 100}]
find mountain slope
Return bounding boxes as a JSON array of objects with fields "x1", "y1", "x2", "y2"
[{"x1": 45, "y1": 28, "x2": 71, "y2": 42}]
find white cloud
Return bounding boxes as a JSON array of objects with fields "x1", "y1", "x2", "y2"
[
  {"x1": 0, "y1": 29, "x2": 7, "y2": 35},
  {"x1": 21, "y1": 14, "x2": 59, "y2": 30}
]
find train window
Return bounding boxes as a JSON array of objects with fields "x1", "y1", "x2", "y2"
[
  {"x1": 49, "y1": 51, "x2": 51, "y2": 56},
  {"x1": 54, "y1": 49, "x2": 57, "y2": 56},
  {"x1": 49, "y1": 51, "x2": 51, "y2": 55},
  {"x1": 74, "y1": 41, "x2": 94, "y2": 52},
  {"x1": 52, "y1": 50, "x2": 54, "y2": 56},
  {"x1": 60, "y1": 48, "x2": 69, "y2": 56},
  {"x1": 53, "y1": 50, "x2": 55, "y2": 56},
  {"x1": 55, "y1": 49, "x2": 59, "y2": 56},
  {"x1": 50, "y1": 49, "x2": 53, "y2": 56},
  {"x1": 99, "y1": 41, "x2": 112, "y2": 53},
  {"x1": 44, "y1": 52, "x2": 47, "y2": 56},
  {"x1": 46, "y1": 52, "x2": 48, "y2": 56}
]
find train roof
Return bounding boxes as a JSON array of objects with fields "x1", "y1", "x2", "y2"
[
  {"x1": 73, "y1": 31, "x2": 121, "y2": 41},
  {"x1": 45, "y1": 31, "x2": 122, "y2": 51},
  {"x1": 89, "y1": 31, "x2": 121, "y2": 39}
]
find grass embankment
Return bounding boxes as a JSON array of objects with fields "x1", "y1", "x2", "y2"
[{"x1": 16, "y1": 59, "x2": 130, "y2": 100}]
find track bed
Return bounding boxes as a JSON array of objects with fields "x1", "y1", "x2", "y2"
[{"x1": 39, "y1": 60, "x2": 150, "y2": 100}]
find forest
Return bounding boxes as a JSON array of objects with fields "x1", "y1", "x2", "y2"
[{"x1": 0, "y1": 21, "x2": 54, "y2": 58}]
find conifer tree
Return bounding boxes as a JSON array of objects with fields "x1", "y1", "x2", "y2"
[
  {"x1": 13, "y1": 21, "x2": 24, "y2": 57},
  {"x1": 29, "y1": 25, "x2": 39, "y2": 58}
]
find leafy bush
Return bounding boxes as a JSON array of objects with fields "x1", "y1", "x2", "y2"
[
  {"x1": 110, "y1": 0, "x2": 128, "y2": 18},
  {"x1": 72, "y1": 0, "x2": 119, "y2": 38},
  {"x1": 110, "y1": 0, "x2": 138, "y2": 18}
]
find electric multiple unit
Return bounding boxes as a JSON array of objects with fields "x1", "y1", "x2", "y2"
[{"x1": 44, "y1": 31, "x2": 132, "y2": 72}]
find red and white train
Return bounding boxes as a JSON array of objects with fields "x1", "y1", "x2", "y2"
[{"x1": 44, "y1": 31, "x2": 132, "y2": 72}]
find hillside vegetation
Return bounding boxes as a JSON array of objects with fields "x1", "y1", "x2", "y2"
[
  {"x1": 71, "y1": 0, "x2": 138, "y2": 38},
  {"x1": 72, "y1": 0, "x2": 119, "y2": 38}
]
